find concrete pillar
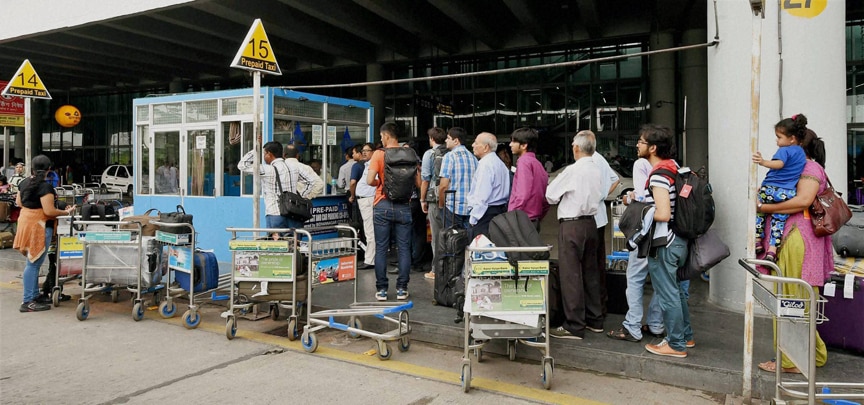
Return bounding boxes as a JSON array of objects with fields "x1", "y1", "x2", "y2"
[
  {"x1": 707, "y1": 1, "x2": 846, "y2": 311},
  {"x1": 30, "y1": 100, "x2": 43, "y2": 157},
  {"x1": 649, "y1": 31, "x2": 676, "y2": 133},
  {"x1": 680, "y1": 28, "x2": 709, "y2": 170},
  {"x1": 366, "y1": 63, "x2": 385, "y2": 139}
]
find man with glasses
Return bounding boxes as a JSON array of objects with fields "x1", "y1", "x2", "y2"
[{"x1": 352, "y1": 142, "x2": 376, "y2": 269}]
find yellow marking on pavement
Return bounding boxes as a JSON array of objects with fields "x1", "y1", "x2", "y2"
[{"x1": 1, "y1": 280, "x2": 604, "y2": 404}]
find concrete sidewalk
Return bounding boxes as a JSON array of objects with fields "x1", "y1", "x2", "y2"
[{"x1": 1, "y1": 243, "x2": 860, "y2": 402}]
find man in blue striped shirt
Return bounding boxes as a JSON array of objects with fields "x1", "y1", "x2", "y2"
[{"x1": 437, "y1": 127, "x2": 477, "y2": 229}]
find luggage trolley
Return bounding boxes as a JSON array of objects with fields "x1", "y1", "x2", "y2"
[
  {"x1": 461, "y1": 245, "x2": 554, "y2": 392},
  {"x1": 75, "y1": 220, "x2": 157, "y2": 321},
  {"x1": 223, "y1": 227, "x2": 306, "y2": 341},
  {"x1": 51, "y1": 215, "x2": 85, "y2": 307},
  {"x1": 300, "y1": 225, "x2": 412, "y2": 361},
  {"x1": 738, "y1": 258, "x2": 864, "y2": 404},
  {"x1": 152, "y1": 221, "x2": 228, "y2": 329}
]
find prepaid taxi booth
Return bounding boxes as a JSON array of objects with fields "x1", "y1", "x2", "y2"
[{"x1": 131, "y1": 87, "x2": 373, "y2": 263}]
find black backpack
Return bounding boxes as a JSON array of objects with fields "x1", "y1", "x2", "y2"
[
  {"x1": 81, "y1": 200, "x2": 121, "y2": 221},
  {"x1": 652, "y1": 167, "x2": 715, "y2": 240},
  {"x1": 488, "y1": 210, "x2": 550, "y2": 286},
  {"x1": 425, "y1": 145, "x2": 449, "y2": 203},
  {"x1": 383, "y1": 147, "x2": 419, "y2": 203}
]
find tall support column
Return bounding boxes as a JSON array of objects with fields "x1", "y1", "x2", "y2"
[
  {"x1": 681, "y1": 29, "x2": 709, "y2": 170},
  {"x1": 649, "y1": 31, "x2": 676, "y2": 133},
  {"x1": 708, "y1": 1, "x2": 846, "y2": 311},
  {"x1": 366, "y1": 63, "x2": 385, "y2": 138}
]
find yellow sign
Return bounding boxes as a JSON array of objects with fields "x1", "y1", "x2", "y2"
[
  {"x1": 782, "y1": 0, "x2": 826, "y2": 18},
  {"x1": 230, "y1": 19, "x2": 281, "y2": 75},
  {"x1": 0, "y1": 115, "x2": 24, "y2": 126},
  {"x1": 1, "y1": 60, "x2": 51, "y2": 99},
  {"x1": 58, "y1": 236, "x2": 83, "y2": 259}
]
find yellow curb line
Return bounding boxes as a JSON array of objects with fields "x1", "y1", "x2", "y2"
[{"x1": 1, "y1": 281, "x2": 604, "y2": 405}]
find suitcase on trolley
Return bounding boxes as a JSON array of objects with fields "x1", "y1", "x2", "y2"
[
  {"x1": 176, "y1": 251, "x2": 219, "y2": 292},
  {"x1": 832, "y1": 205, "x2": 864, "y2": 258},
  {"x1": 237, "y1": 275, "x2": 308, "y2": 303},
  {"x1": 434, "y1": 191, "x2": 469, "y2": 308},
  {"x1": 817, "y1": 273, "x2": 864, "y2": 353}
]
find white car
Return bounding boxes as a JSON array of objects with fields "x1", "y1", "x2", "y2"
[{"x1": 101, "y1": 165, "x2": 134, "y2": 196}]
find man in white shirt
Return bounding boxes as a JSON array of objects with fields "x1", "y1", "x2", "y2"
[
  {"x1": 285, "y1": 145, "x2": 324, "y2": 199},
  {"x1": 336, "y1": 147, "x2": 355, "y2": 194},
  {"x1": 544, "y1": 132, "x2": 604, "y2": 340}
]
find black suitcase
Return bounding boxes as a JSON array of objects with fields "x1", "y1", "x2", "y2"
[
  {"x1": 434, "y1": 191, "x2": 469, "y2": 311},
  {"x1": 833, "y1": 205, "x2": 864, "y2": 258}
]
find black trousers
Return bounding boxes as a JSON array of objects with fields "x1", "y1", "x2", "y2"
[
  {"x1": 549, "y1": 218, "x2": 601, "y2": 337},
  {"x1": 596, "y1": 225, "x2": 608, "y2": 317},
  {"x1": 468, "y1": 204, "x2": 507, "y2": 240}
]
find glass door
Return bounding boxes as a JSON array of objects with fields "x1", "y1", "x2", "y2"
[{"x1": 184, "y1": 127, "x2": 217, "y2": 197}]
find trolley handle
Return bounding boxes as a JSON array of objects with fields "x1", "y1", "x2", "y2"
[
  {"x1": 737, "y1": 258, "x2": 815, "y2": 292},
  {"x1": 466, "y1": 245, "x2": 552, "y2": 253},
  {"x1": 225, "y1": 227, "x2": 295, "y2": 234},
  {"x1": 150, "y1": 221, "x2": 195, "y2": 234},
  {"x1": 73, "y1": 219, "x2": 139, "y2": 227}
]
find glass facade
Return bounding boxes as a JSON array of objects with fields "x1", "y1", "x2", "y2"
[
  {"x1": 382, "y1": 42, "x2": 647, "y2": 172},
  {"x1": 847, "y1": 21, "x2": 864, "y2": 203}
]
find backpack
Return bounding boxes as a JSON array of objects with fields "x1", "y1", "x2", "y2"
[
  {"x1": 80, "y1": 200, "x2": 121, "y2": 222},
  {"x1": 488, "y1": 210, "x2": 550, "y2": 287},
  {"x1": 425, "y1": 145, "x2": 450, "y2": 203},
  {"x1": 652, "y1": 167, "x2": 715, "y2": 240},
  {"x1": 383, "y1": 147, "x2": 419, "y2": 203}
]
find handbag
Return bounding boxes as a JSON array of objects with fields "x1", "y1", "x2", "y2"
[
  {"x1": 158, "y1": 205, "x2": 194, "y2": 234},
  {"x1": 274, "y1": 165, "x2": 313, "y2": 222},
  {"x1": 809, "y1": 176, "x2": 852, "y2": 237},
  {"x1": 677, "y1": 228, "x2": 730, "y2": 281},
  {"x1": 120, "y1": 208, "x2": 161, "y2": 236}
]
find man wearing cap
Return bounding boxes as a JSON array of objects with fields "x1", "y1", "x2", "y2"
[{"x1": 9, "y1": 162, "x2": 25, "y2": 193}]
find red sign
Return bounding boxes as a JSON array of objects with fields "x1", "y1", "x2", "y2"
[{"x1": 0, "y1": 80, "x2": 26, "y2": 127}]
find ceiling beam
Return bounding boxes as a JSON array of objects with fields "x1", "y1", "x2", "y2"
[
  {"x1": 281, "y1": 0, "x2": 419, "y2": 59},
  {"x1": 0, "y1": 52, "x2": 142, "y2": 88},
  {"x1": 427, "y1": 0, "x2": 505, "y2": 50},
  {"x1": 502, "y1": 0, "x2": 550, "y2": 45},
  {"x1": 575, "y1": 0, "x2": 602, "y2": 39},
  {"x1": 353, "y1": 0, "x2": 461, "y2": 54},
  {"x1": 193, "y1": 0, "x2": 374, "y2": 64}
]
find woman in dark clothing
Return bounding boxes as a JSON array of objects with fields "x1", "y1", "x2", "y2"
[{"x1": 14, "y1": 155, "x2": 75, "y2": 312}]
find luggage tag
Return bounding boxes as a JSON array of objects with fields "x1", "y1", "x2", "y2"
[
  {"x1": 844, "y1": 274, "x2": 855, "y2": 299},
  {"x1": 679, "y1": 184, "x2": 692, "y2": 198},
  {"x1": 823, "y1": 282, "x2": 835, "y2": 297}
]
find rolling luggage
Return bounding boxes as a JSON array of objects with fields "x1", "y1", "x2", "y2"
[
  {"x1": 434, "y1": 191, "x2": 470, "y2": 309},
  {"x1": 832, "y1": 205, "x2": 864, "y2": 258},
  {"x1": 817, "y1": 273, "x2": 864, "y2": 353},
  {"x1": 175, "y1": 250, "x2": 219, "y2": 292},
  {"x1": 606, "y1": 252, "x2": 629, "y2": 315}
]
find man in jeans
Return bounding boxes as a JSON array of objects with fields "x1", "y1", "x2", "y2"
[
  {"x1": 637, "y1": 124, "x2": 693, "y2": 358},
  {"x1": 366, "y1": 123, "x2": 420, "y2": 301}
]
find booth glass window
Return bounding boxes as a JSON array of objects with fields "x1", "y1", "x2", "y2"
[
  {"x1": 138, "y1": 125, "x2": 150, "y2": 194},
  {"x1": 154, "y1": 130, "x2": 180, "y2": 195},
  {"x1": 222, "y1": 121, "x2": 243, "y2": 196},
  {"x1": 187, "y1": 129, "x2": 215, "y2": 196}
]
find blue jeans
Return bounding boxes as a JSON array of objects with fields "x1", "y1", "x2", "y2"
[
  {"x1": 646, "y1": 237, "x2": 692, "y2": 352},
  {"x1": 373, "y1": 199, "x2": 413, "y2": 291},
  {"x1": 22, "y1": 227, "x2": 54, "y2": 303},
  {"x1": 623, "y1": 250, "x2": 664, "y2": 339},
  {"x1": 266, "y1": 214, "x2": 304, "y2": 232}
]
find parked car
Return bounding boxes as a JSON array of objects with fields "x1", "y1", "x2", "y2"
[{"x1": 101, "y1": 165, "x2": 133, "y2": 196}]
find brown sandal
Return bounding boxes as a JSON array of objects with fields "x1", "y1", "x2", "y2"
[
  {"x1": 606, "y1": 328, "x2": 641, "y2": 342},
  {"x1": 757, "y1": 360, "x2": 801, "y2": 374}
]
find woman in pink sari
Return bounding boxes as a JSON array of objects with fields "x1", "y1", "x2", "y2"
[{"x1": 755, "y1": 120, "x2": 832, "y2": 374}]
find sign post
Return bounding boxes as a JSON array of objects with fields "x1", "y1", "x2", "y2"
[
  {"x1": 230, "y1": 19, "x2": 282, "y2": 229},
  {"x1": 2, "y1": 60, "x2": 52, "y2": 172}
]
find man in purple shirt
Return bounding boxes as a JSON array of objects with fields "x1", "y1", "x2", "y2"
[{"x1": 508, "y1": 127, "x2": 549, "y2": 230}]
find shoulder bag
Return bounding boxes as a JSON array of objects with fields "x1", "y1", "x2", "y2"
[
  {"x1": 274, "y1": 164, "x2": 313, "y2": 222},
  {"x1": 809, "y1": 176, "x2": 852, "y2": 237}
]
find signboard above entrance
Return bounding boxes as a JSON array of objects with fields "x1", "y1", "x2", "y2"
[
  {"x1": 1, "y1": 60, "x2": 52, "y2": 100},
  {"x1": 230, "y1": 19, "x2": 282, "y2": 75}
]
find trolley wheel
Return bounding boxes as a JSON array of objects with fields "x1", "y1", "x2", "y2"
[
  {"x1": 508, "y1": 340, "x2": 517, "y2": 361},
  {"x1": 461, "y1": 363, "x2": 472, "y2": 393},
  {"x1": 542, "y1": 359, "x2": 553, "y2": 390},
  {"x1": 132, "y1": 302, "x2": 144, "y2": 321},
  {"x1": 377, "y1": 342, "x2": 392, "y2": 361},
  {"x1": 287, "y1": 318, "x2": 299, "y2": 341},
  {"x1": 76, "y1": 301, "x2": 89, "y2": 321},
  {"x1": 111, "y1": 289, "x2": 119, "y2": 303},
  {"x1": 51, "y1": 289, "x2": 61, "y2": 307},
  {"x1": 270, "y1": 304, "x2": 280, "y2": 321},
  {"x1": 301, "y1": 333, "x2": 318, "y2": 353},
  {"x1": 182, "y1": 310, "x2": 201, "y2": 329},
  {"x1": 347, "y1": 318, "x2": 362, "y2": 339},
  {"x1": 226, "y1": 316, "x2": 237, "y2": 340},
  {"x1": 159, "y1": 300, "x2": 177, "y2": 318},
  {"x1": 398, "y1": 336, "x2": 410, "y2": 352}
]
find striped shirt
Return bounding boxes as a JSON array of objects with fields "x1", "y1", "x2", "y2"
[
  {"x1": 237, "y1": 151, "x2": 320, "y2": 216},
  {"x1": 643, "y1": 159, "x2": 678, "y2": 244},
  {"x1": 439, "y1": 144, "x2": 477, "y2": 215}
]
